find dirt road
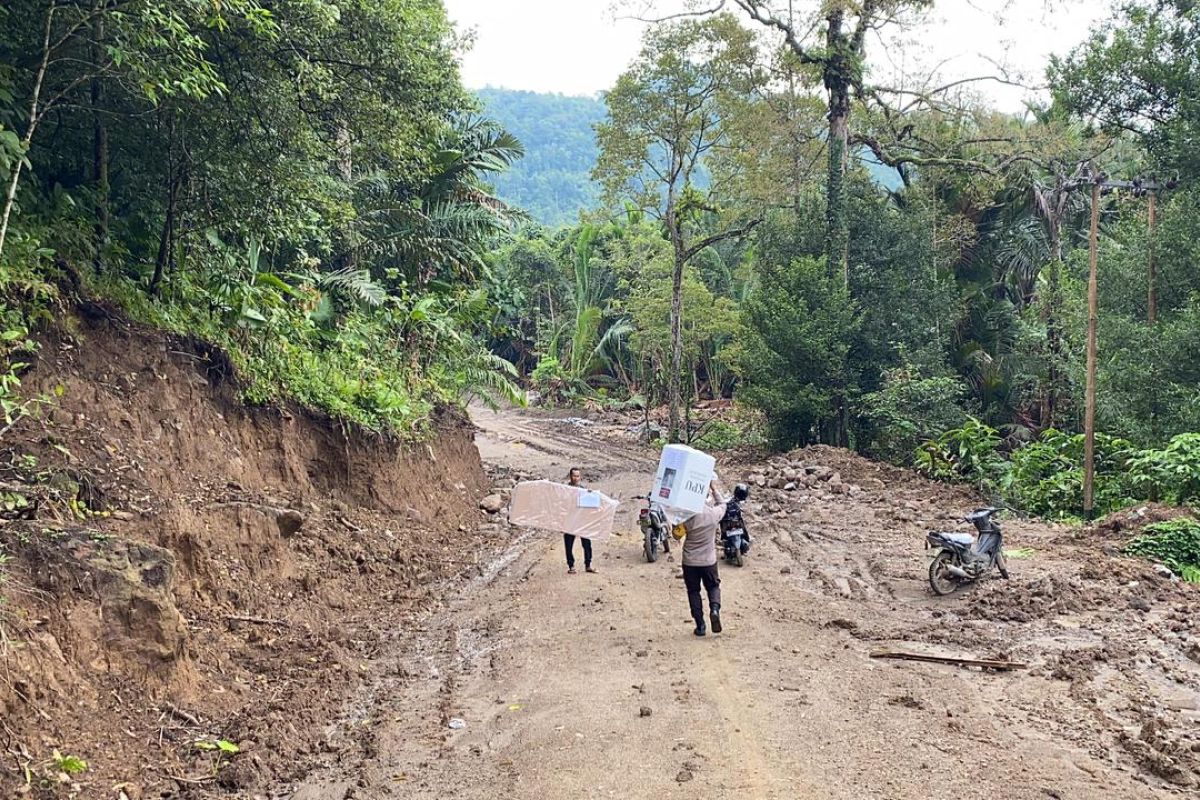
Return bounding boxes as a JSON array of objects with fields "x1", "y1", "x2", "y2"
[{"x1": 288, "y1": 408, "x2": 1197, "y2": 799}]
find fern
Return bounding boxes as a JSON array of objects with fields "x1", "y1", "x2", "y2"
[
  {"x1": 319, "y1": 268, "x2": 387, "y2": 307},
  {"x1": 453, "y1": 351, "x2": 526, "y2": 409}
]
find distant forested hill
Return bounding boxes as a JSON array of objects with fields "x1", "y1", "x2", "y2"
[
  {"x1": 476, "y1": 87, "x2": 604, "y2": 228},
  {"x1": 476, "y1": 86, "x2": 901, "y2": 225}
]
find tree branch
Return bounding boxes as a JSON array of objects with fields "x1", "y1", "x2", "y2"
[
  {"x1": 619, "y1": 0, "x2": 730, "y2": 23},
  {"x1": 682, "y1": 218, "x2": 761, "y2": 261},
  {"x1": 732, "y1": 0, "x2": 824, "y2": 65}
]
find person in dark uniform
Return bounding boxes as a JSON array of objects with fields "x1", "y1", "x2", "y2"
[{"x1": 681, "y1": 483, "x2": 726, "y2": 636}]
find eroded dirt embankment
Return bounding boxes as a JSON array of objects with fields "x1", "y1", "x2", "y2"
[{"x1": 0, "y1": 312, "x2": 506, "y2": 797}]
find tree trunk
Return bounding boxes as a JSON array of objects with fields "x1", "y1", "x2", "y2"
[
  {"x1": 91, "y1": 15, "x2": 109, "y2": 274},
  {"x1": 823, "y1": 10, "x2": 852, "y2": 447},
  {"x1": 1147, "y1": 190, "x2": 1157, "y2": 324},
  {"x1": 1044, "y1": 257, "x2": 1063, "y2": 429},
  {"x1": 1043, "y1": 210, "x2": 1064, "y2": 430},
  {"x1": 0, "y1": 3, "x2": 55, "y2": 263},
  {"x1": 826, "y1": 99, "x2": 850, "y2": 286},
  {"x1": 151, "y1": 116, "x2": 178, "y2": 294},
  {"x1": 823, "y1": 10, "x2": 851, "y2": 287},
  {"x1": 335, "y1": 123, "x2": 353, "y2": 182},
  {"x1": 334, "y1": 123, "x2": 358, "y2": 269},
  {"x1": 1082, "y1": 183, "x2": 1101, "y2": 519},
  {"x1": 151, "y1": 176, "x2": 178, "y2": 293},
  {"x1": 667, "y1": 242, "x2": 685, "y2": 443},
  {"x1": 1147, "y1": 190, "x2": 1159, "y2": 439}
]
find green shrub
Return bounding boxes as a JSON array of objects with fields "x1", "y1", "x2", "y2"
[
  {"x1": 1004, "y1": 429, "x2": 1137, "y2": 520},
  {"x1": 97, "y1": 272, "x2": 520, "y2": 435},
  {"x1": 918, "y1": 421, "x2": 1145, "y2": 519},
  {"x1": 1128, "y1": 433, "x2": 1200, "y2": 504},
  {"x1": 1124, "y1": 518, "x2": 1200, "y2": 582},
  {"x1": 859, "y1": 369, "x2": 970, "y2": 464},
  {"x1": 530, "y1": 353, "x2": 572, "y2": 401},
  {"x1": 691, "y1": 419, "x2": 744, "y2": 450},
  {"x1": 736, "y1": 255, "x2": 856, "y2": 448},
  {"x1": 914, "y1": 417, "x2": 1007, "y2": 490}
]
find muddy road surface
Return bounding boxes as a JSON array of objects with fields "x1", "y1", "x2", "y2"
[{"x1": 288, "y1": 408, "x2": 1197, "y2": 799}]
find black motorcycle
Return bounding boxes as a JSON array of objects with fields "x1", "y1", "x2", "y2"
[
  {"x1": 926, "y1": 507, "x2": 1009, "y2": 595},
  {"x1": 634, "y1": 494, "x2": 670, "y2": 563},
  {"x1": 720, "y1": 506, "x2": 750, "y2": 567}
]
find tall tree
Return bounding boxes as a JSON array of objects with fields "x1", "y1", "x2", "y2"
[
  {"x1": 594, "y1": 14, "x2": 761, "y2": 441},
  {"x1": 1050, "y1": 0, "x2": 1200, "y2": 180},
  {"x1": 0, "y1": 0, "x2": 273, "y2": 262},
  {"x1": 631, "y1": 0, "x2": 934, "y2": 285}
]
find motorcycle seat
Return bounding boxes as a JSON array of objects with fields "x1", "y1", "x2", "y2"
[{"x1": 932, "y1": 532, "x2": 975, "y2": 546}]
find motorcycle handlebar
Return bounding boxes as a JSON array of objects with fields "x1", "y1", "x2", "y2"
[{"x1": 961, "y1": 508, "x2": 1006, "y2": 526}]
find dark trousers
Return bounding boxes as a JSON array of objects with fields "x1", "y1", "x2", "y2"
[
  {"x1": 683, "y1": 563, "x2": 721, "y2": 622},
  {"x1": 564, "y1": 534, "x2": 592, "y2": 568}
]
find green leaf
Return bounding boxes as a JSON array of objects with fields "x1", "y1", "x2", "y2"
[
  {"x1": 255, "y1": 273, "x2": 307, "y2": 301},
  {"x1": 240, "y1": 306, "x2": 268, "y2": 324},
  {"x1": 52, "y1": 751, "x2": 88, "y2": 775}
]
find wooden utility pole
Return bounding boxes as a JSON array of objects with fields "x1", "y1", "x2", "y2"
[
  {"x1": 1083, "y1": 182, "x2": 1101, "y2": 518},
  {"x1": 1147, "y1": 190, "x2": 1157, "y2": 324},
  {"x1": 1080, "y1": 172, "x2": 1173, "y2": 518}
]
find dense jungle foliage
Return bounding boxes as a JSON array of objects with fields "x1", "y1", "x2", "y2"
[
  {"x1": 1, "y1": 0, "x2": 1198, "y2": 522},
  {"x1": 0, "y1": 0, "x2": 524, "y2": 434}
]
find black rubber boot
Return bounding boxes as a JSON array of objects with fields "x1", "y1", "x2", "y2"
[
  {"x1": 710, "y1": 603, "x2": 723, "y2": 634},
  {"x1": 693, "y1": 618, "x2": 707, "y2": 637}
]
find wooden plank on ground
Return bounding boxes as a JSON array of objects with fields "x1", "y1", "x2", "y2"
[{"x1": 870, "y1": 651, "x2": 1027, "y2": 671}]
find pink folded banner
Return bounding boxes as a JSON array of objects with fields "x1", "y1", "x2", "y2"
[{"x1": 508, "y1": 480, "x2": 618, "y2": 541}]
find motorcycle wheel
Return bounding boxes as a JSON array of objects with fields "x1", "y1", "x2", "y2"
[
  {"x1": 996, "y1": 551, "x2": 1010, "y2": 579},
  {"x1": 734, "y1": 551, "x2": 745, "y2": 567},
  {"x1": 644, "y1": 529, "x2": 658, "y2": 563},
  {"x1": 928, "y1": 551, "x2": 960, "y2": 596}
]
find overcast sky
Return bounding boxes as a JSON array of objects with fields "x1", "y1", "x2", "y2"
[{"x1": 442, "y1": 0, "x2": 1114, "y2": 112}]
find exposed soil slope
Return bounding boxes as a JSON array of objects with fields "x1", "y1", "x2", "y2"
[{"x1": 0, "y1": 313, "x2": 509, "y2": 797}]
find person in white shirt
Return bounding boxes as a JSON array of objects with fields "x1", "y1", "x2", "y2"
[{"x1": 563, "y1": 467, "x2": 596, "y2": 574}]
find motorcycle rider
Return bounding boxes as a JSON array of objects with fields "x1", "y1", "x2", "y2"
[
  {"x1": 680, "y1": 482, "x2": 727, "y2": 637},
  {"x1": 721, "y1": 483, "x2": 751, "y2": 555}
]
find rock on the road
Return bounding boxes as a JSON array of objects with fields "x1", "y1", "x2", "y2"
[{"x1": 479, "y1": 494, "x2": 505, "y2": 514}]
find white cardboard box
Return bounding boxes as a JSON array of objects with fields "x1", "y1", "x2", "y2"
[
  {"x1": 652, "y1": 444, "x2": 716, "y2": 518},
  {"x1": 508, "y1": 480, "x2": 618, "y2": 540}
]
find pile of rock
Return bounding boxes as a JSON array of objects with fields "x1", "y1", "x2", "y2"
[
  {"x1": 478, "y1": 466, "x2": 532, "y2": 532},
  {"x1": 626, "y1": 420, "x2": 666, "y2": 442},
  {"x1": 746, "y1": 458, "x2": 862, "y2": 498}
]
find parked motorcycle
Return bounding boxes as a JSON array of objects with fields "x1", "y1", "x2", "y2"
[
  {"x1": 634, "y1": 494, "x2": 671, "y2": 563},
  {"x1": 926, "y1": 507, "x2": 1009, "y2": 595}
]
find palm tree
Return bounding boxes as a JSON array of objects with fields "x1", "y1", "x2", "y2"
[
  {"x1": 353, "y1": 116, "x2": 525, "y2": 288},
  {"x1": 548, "y1": 224, "x2": 632, "y2": 388},
  {"x1": 992, "y1": 161, "x2": 1094, "y2": 430}
]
